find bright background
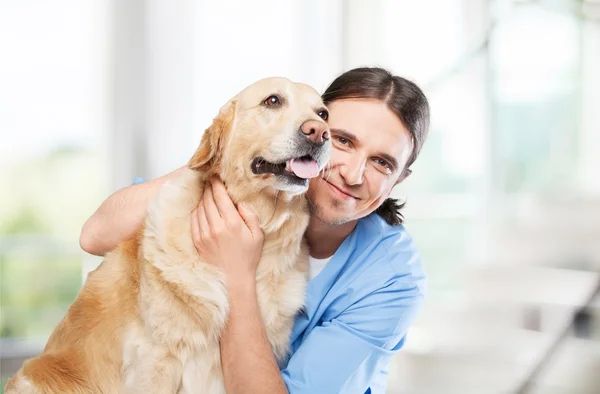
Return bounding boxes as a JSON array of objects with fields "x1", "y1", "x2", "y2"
[{"x1": 1, "y1": 0, "x2": 599, "y2": 392}]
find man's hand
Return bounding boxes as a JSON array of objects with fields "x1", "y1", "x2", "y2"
[
  {"x1": 190, "y1": 176, "x2": 264, "y2": 289},
  {"x1": 190, "y1": 177, "x2": 288, "y2": 394}
]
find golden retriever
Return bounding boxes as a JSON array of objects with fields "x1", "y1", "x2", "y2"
[{"x1": 5, "y1": 77, "x2": 331, "y2": 393}]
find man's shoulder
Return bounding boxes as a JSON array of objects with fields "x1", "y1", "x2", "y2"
[
  {"x1": 355, "y1": 213, "x2": 427, "y2": 292},
  {"x1": 361, "y1": 212, "x2": 414, "y2": 242},
  {"x1": 358, "y1": 213, "x2": 421, "y2": 261}
]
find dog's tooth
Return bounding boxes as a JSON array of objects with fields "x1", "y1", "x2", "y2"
[{"x1": 285, "y1": 161, "x2": 291, "y2": 171}]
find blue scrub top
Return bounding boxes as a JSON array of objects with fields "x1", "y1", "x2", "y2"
[{"x1": 280, "y1": 213, "x2": 426, "y2": 394}]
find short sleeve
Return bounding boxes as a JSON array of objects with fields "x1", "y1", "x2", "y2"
[{"x1": 281, "y1": 280, "x2": 424, "y2": 394}]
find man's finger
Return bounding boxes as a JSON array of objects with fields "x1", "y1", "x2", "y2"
[
  {"x1": 239, "y1": 203, "x2": 263, "y2": 238},
  {"x1": 190, "y1": 208, "x2": 202, "y2": 251},
  {"x1": 197, "y1": 202, "x2": 210, "y2": 237},
  {"x1": 202, "y1": 183, "x2": 222, "y2": 228},
  {"x1": 210, "y1": 176, "x2": 239, "y2": 224}
]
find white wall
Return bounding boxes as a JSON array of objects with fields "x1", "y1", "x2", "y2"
[{"x1": 136, "y1": 0, "x2": 345, "y2": 180}]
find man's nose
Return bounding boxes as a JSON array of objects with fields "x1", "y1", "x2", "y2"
[
  {"x1": 339, "y1": 160, "x2": 365, "y2": 186},
  {"x1": 300, "y1": 120, "x2": 330, "y2": 145}
]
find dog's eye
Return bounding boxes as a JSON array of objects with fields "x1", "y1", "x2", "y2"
[
  {"x1": 318, "y1": 109, "x2": 329, "y2": 121},
  {"x1": 264, "y1": 95, "x2": 282, "y2": 107}
]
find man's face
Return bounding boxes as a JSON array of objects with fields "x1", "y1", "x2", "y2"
[{"x1": 306, "y1": 98, "x2": 413, "y2": 225}]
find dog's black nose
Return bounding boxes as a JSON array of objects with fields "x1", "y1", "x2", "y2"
[{"x1": 300, "y1": 120, "x2": 329, "y2": 145}]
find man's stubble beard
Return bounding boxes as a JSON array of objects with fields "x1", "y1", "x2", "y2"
[{"x1": 307, "y1": 197, "x2": 353, "y2": 227}]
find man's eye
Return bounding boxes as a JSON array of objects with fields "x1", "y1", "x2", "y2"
[
  {"x1": 337, "y1": 137, "x2": 348, "y2": 145},
  {"x1": 375, "y1": 158, "x2": 389, "y2": 167}
]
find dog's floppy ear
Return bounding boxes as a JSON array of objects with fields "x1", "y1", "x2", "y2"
[{"x1": 188, "y1": 101, "x2": 236, "y2": 175}]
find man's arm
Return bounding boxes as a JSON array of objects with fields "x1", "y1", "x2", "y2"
[
  {"x1": 190, "y1": 178, "x2": 286, "y2": 394},
  {"x1": 221, "y1": 271, "x2": 423, "y2": 394},
  {"x1": 191, "y1": 178, "x2": 425, "y2": 393},
  {"x1": 79, "y1": 166, "x2": 186, "y2": 256},
  {"x1": 221, "y1": 283, "x2": 289, "y2": 394}
]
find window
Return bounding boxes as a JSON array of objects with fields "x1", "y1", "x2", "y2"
[{"x1": 0, "y1": 0, "x2": 110, "y2": 344}]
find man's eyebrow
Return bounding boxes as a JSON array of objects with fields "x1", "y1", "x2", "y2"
[
  {"x1": 330, "y1": 128, "x2": 358, "y2": 142},
  {"x1": 379, "y1": 153, "x2": 399, "y2": 170},
  {"x1": 331, "y1": 128, "x2": 400, "y2": 170}
]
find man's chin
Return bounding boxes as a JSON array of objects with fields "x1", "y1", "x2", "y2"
[{"x1": 309, "y1": 202, "x2": 353, "y2": 227}]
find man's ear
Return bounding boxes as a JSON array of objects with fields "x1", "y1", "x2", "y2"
[
  {"x1": 394, "y1": 168, "x2": 412, "y2": 186},
  {"x1": 188, "y1": 101, "x2": 236, "y2": 175}
]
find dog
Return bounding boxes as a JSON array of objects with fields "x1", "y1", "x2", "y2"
[{"x1": 5, "y1": 77, "x2": 331, "y2": 393}]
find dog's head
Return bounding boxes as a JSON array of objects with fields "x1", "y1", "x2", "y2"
[{"x1": 189, "y1": 77, "x2": 331, "y2": 196}]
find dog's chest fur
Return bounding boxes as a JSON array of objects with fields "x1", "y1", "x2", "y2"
[{"x1": 122, "y1": 169, "x2": 309, "y2": 393}]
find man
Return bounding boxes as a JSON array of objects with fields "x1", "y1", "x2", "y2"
[{"x1": 80, "y1": 67, "x2": 430, "y2": 393}]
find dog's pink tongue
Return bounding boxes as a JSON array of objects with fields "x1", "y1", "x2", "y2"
[{"x1": 289, "y1": 159, "x2": 319, "y2": 179}]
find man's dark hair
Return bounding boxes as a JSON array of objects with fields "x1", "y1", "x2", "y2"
[{"x1": 321, "y1": 67, "x2": 430, "y2": 226}]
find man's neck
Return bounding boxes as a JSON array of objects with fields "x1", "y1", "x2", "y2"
[{"x1": 305, "y1": 217, "x2": 358, "y2": 259}]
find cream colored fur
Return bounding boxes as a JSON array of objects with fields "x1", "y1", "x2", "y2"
[{"x1": 5, "y1": 77, "x2": 330, "y2": 394}]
